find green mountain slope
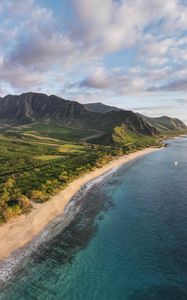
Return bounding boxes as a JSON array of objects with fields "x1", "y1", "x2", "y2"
[
  {"x1": 84, "y1": 101, "x2": 187, "y2": 136},
  {"x1": 0, "y1": 93, "x2": 186, "y2": 221},
  {"x1": 0, "y1": 93, "x2": 158, "y2": 136},
  {"x1": 0, "y1": 93, "x2": 186, "y2": 148},
  {"x1": 139, "y1": 115, "x2": 187, "y2": 135}
]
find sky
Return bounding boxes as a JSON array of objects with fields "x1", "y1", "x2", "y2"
[{"x1": 0, "y1": 0, "x2": 187, "y2": 122}]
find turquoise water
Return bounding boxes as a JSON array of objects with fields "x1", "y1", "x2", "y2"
[{"x1": 1, "y1": 138, "x2": 187, "y2": 299}]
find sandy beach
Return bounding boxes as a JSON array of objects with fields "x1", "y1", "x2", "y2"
[{"x1": 0, "y1": 147, "x2": 160, "y2": 262}]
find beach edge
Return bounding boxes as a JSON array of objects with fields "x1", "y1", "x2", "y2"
[{"x1": 0, "y1": 147, "x2": 161, "y2": 262}]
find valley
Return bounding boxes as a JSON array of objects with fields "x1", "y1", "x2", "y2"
[{"x1": 0, "y1": 93, "x2": 186, "y2": 223}]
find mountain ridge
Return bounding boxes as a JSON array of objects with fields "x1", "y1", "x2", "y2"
[
  {"x1": 83, "y1": 101, "x2": 187, "y2": 134},
  {"x1": 0, "y1": 92, "x2": 159, "y2": 136},
  {"x1": 0, "y1": 93, "x2": 186, "y2": 146},
  {"x1": 84, "y1": 102, "x2": 122, "y2": 113}
]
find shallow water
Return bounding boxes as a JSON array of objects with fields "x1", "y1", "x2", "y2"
[{"x1": 1, "y1": 138, "x2": 187, "y2": 300}]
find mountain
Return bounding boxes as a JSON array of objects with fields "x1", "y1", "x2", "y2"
[
  {"x1": 85, "y1": 102, "x2": 187, "y2": 135},
  {"x1": 139, "y1": 115, "x2": 187, "y2": 134},
  {"x1": 84, "y1": 102, "x2": 122, "y2": 113},
  {"x1": 0, "y1": 93, "x2": 89, "y2": 126},
  {"x1": 0, "y1": 93, "x2": 186, "y2": 146},
  {"x1": 0, "y1": 92, "x2": 158, "y2": 134}
]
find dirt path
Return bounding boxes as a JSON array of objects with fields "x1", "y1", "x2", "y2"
[{"x1": 80, "y1": 130, "x2": 105, "y2": 142}]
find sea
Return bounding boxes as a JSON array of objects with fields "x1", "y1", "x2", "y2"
[{"x1": 0, "y1": 137, "x2": 187, "y2": 300}]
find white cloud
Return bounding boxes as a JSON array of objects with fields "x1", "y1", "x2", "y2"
[
  {"x1": 78, "y1": 66, "x2": 146, "y2": 95},
  {"x1": 147, "y1": 78, "x2": 187, "y2": 92},
  {"x1": 1, "y1": 0, "x2": 187, "y2": 102}
]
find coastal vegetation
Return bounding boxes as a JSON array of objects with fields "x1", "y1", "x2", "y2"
[
  {"x1": 0, "y1": 123, "x2": 160, "y2": 223},
  {"x1": 0, "y1": 92, "x2": 186, "y2": 223}
]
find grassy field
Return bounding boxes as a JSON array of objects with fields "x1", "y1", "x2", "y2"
[
  {"x1": 0, "y1": 123, "x2": 160, "y2": 223},
  {"x1": 0, "y1": 124, "x2": 114, "y2": 222},
  {"x1": 6, "y1": 123, "x2": 97, "y2": 142}
]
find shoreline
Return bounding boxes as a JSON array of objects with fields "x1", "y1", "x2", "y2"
[{"x1": 0, "y1": 147, "x2": 160, "y2": 262}]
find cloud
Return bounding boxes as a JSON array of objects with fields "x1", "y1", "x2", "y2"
[
  {"x1": 70, "y1": 0, "x2": 153, "y2": 53},
  {"x1": 147, "y1": 78, "x2": 187, "y2": 92},
  {"x1": 175, "y1": 99, "x2": 187, "y2": 104},
  {"x1": 70, "y1": 0, "x2": 187, "y2": 54},
  {"x1": 0, "y1": 0, "x2": 187, "y2": 115},
  {"x1": 8, "y1": 33, "x2": 75, "y2": 68},
  {"x1": 79, "y1": 68, "x2": 111, "y2": 89},
  {"x1": 77, "y1": 66, "x2": 146, "y2": 96}
]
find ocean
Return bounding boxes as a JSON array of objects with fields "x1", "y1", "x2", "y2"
[{"x1": 1, "y1": 137, "x2": 187, "y2": 300}]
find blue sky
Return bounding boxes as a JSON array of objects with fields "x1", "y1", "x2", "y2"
[{"x1": 0, "y1": 0, "x2": 187, "y2": 122}]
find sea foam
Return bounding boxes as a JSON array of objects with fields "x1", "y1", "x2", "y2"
[{"x1": 0, "y1": 165, "x2": 118, "y2": 285}]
